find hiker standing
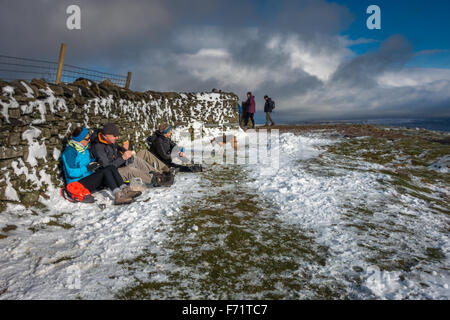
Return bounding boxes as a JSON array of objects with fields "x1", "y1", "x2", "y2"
[
  {"x1": 241, "y1": 100, "x2": 248, "y2": 128},
  {"x1": 244, "y1": 92, "x2": 255, "y2": 129},
  {"x1": 263, "y1": 95, "x2": 276, "y2": 127}
]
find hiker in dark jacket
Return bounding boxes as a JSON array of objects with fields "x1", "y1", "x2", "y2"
[
  {"x1": 147, "y1": 123, "x2": 202, "y2": 173},
  {"x1": 61, "y1": 126, "x2": 138, "y2": 205},
  {"x1": 90, "y1": 122, "x2": 170, "y2": 186},
  {"x1": 263, "y1": 95, "x2": 275, "y2": 127},
  {"x1": 244, "y1": 92, "x2": 255, "y2": 129}
]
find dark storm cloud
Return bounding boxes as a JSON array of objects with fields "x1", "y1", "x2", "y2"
[
  {"x1": 274, "y1": 0, "x2": 354, "y2": 36},
  {"x1": 330, "y1": 34, "x2": 413, "y2": 88},
  {"x1": 0, "y1": 0, "x2": 175, "y2": 63}
]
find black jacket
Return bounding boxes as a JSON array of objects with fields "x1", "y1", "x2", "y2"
[
  {"x1": 264, "y1": 98, "x2": 274, "y2": 113},
  {"x1": 147, "y1": 130, "x2": 177, "y2": 165},
  {"x1": 90, "y1": 131, "x2": 132, "y2": 168}
]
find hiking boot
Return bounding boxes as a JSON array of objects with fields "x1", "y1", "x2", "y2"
[
  {"x1": 114, "y1": 189, "x2": 134, "y2": 205},
  {"x1": 169, "y1": 167, "x2": 180, "y2": 175},
  {"x1": 150, "y1": 174, "x2": 162, "y2": 187},
  {"x1": 123, "y1": 186, "x2": 142, "y2": 199},
  {"x1": 82, "y1": 194, "x2": 96, "y2": 203}
]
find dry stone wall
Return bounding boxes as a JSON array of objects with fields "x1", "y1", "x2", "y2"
[{"x1": 0, "y1": 78, "x2": 238, "y2": 211}]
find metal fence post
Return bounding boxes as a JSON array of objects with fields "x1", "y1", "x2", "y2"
[
  {"x1": 125, "y1": 72, "x2": 132, "y2": 89},
  {"x1": 55, "y1": 43, "x2": 67, "y2": 84}
]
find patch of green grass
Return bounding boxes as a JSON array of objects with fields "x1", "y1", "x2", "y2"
[
  {"x1": 52, "y1": 256, "x2": 74, "y2": 264},
  {"x1": 28, "y1": 225, "x2": 45, "y2": 233},
  {"x1": 1, "y1": 225, "x2": 17, "y2": 233},
  {"x1": 116, "y1": 163, "x2": 337, "y2": 299},
  {"x1": 51, "y1": 212, "x2": 71, "y2": 219},
  {"x1": 425, "y1": 247, "x2": 446, "y2": 261},
  {"x1": 46, "y1": 220, "x2": 74, "y2": 229}
]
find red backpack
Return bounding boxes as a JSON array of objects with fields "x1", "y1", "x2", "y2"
[{"x1": 61, "y1": 181, "x2": 92, "y2": 203}]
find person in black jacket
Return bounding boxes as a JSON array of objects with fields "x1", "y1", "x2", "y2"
[
  {"x1": 147, "y1": 123, "x2": 202, "y2": 173},
  {"x1": 263, "y1": 95, "x2": 275, "y2": 127},
  {"x1": 91, "y1": 123, "x2": 170, "y2": 186}
]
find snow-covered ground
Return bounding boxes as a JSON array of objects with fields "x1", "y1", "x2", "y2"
[{"x1": 0, "y1": 131, "x2": 448, "y2": 299}]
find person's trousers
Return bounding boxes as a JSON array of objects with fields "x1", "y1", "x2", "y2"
[
  {"x1": 244, "y1": 112, "x2": 255, "y2": 128},
  {"x1": 118, "y1": 150, "x2": 169, "y2": 184},
  {"x1": 265, "y1": 112, "x2": 275, "y2": 126},
  {"x1": 79, "y1": 165, "x2": 125, "y2": 193}
]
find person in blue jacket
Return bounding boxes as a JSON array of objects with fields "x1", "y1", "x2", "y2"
[
  {"x1": 238, "y1": 102, "x2": 243, "y2": 126},
  {"x1": 61, "y1": 126, "x2": 139, "y2": 205}
]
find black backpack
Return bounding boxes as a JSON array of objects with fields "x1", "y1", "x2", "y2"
[
  {"x1": 270, "y1": 100, "x2": 275, "y2": 110},
  {"x1": 146, "y1": 135, "x2": 157, "y2": 153}
]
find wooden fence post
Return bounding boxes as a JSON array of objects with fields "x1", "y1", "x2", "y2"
[
  {"x1": 125, "y1": 72, "x2": 132, "y2": 89},
  {"x1": 55, "y1": 43, "x2": 67, "y2": 85}
]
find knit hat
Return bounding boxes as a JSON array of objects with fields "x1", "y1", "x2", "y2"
[
  {"x1": 102, "y1": 123, "x2": 119, "y2": 136},
  {"x1": 72, "y1": 127, "x2": 89, "y2": 142},
  {"x1": 159, "y1": 123, "x2": 172, "y2": 134}
]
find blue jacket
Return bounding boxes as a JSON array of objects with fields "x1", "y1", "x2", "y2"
[{"x1": 61, "y1": 142, "x2": 95, "y2": 184}]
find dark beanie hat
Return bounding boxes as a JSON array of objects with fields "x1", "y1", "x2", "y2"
[
  {"x1": 159, "y1": 123, "x2": 170, "y2": 132},
  {"x1": 102, "y1": 123, "x2": 119, "y2": 136}
]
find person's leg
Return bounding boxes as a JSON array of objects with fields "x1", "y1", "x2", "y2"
[
  {"x1": 265, "y1": 112, "x2": 269, "y2": 126},
  {"x1": 267, "y1": 112, "x2": 275, "y2": 125},
  {"x1": 244, "y1": 112, "x2": 249, "y2": 127},
  {"x1": 78, "y1": 171, "x2": 105, "y2": 193},
  {"x1": 170, "y1": 163, "x2": 195, "y2": 172},
  {"x1": 118, "y1": 165, "x2": 153, "y2": 184},
  {"x1": 136, "y1": 150, "x2": 170, "y2": 173},
  {"x1": 102, "y1": 165, "x2": 125, "y2": 189},
  {"x1": 250, "y1": 113, "x2": 255, "y2": 128}
]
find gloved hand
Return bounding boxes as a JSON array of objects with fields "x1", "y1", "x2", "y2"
[{"x1": 87, "y1": 162, "x2": 101, "y2": 172}]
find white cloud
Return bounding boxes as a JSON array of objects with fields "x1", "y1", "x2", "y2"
[
  {"x1": 377, "y1": 68, "x2": 450, "y2": 88},
  {"x1": 177, "y1": 47, "x2": 269, "y2": 89},
  {"x1": 270, "y1": 34, "x2": 354, "y2": 81}
]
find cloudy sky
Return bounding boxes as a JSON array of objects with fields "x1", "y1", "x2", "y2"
[{"x1": 1, "y1": 0, "x2": 450, "y2": 122}]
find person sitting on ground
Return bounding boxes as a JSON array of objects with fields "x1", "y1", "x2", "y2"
[
  {"x1": 90, "y1": 122, "x2": 171, "y2": 186},
  {"x1": 61, "y1": 126, "x2": 139, "y2": 205},
  {"x1": 147, "y1": 123, "x2": 202, "y2": 172}
]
